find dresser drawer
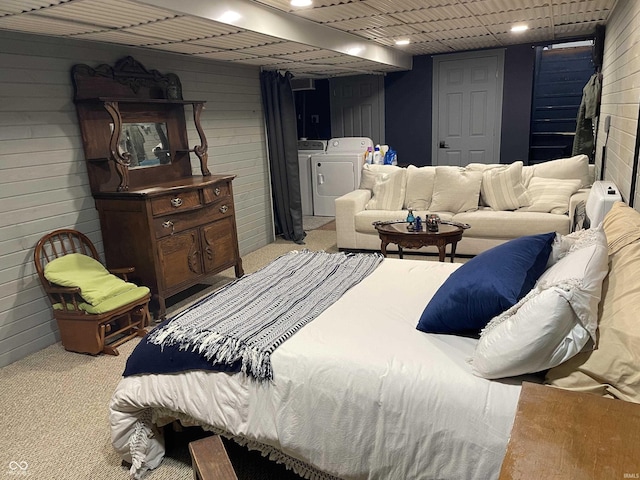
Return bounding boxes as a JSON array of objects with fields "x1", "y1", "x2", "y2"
[
  {"x1": 154, "y1": 201, "x2": 234, "y2": 238},
  {"x1": 203, "y1": 182, "x2": 231, "y2": 204},
  {"x1": 151, "y1": 190, "x2": 201, "y2": 216}
]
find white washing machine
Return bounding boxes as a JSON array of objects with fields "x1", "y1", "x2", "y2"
[
  {"x1": 297, "y1": 139, "x2": 327, "y2": 216},
  {"x1": 311, "y1": 137, "x2": 373, "y2": 216}
]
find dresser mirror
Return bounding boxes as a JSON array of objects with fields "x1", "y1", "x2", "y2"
[{"x1": 113, "y1": 122, "x2": 171, "y2": 168}]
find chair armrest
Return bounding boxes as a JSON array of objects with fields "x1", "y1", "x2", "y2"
[
  {"x1": 48, "y1": 286, "x2": 81, "y2": 295},
  {"x1": 109, "y1": 267, "x2": 135, "y2": 281},
  {"x1": 335, "y1": 189, "x2": 371, "y2": 249}
]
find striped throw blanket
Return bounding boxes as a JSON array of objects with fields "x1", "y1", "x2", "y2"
[{"x1": 148, "y1": 250, "x2": 383, "y2": 381}]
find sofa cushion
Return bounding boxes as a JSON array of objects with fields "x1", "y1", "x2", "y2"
[
  {"x1": 416, "y1": 232, "x2": 555, "y2": 334},
  {"x1": 359, "y1": 164, "x2": 401, "y2": 191},
  {"x1": 480, "y1": 161, "x2": 531, "y2": 211},
  {"x1": 530, "y1": 154, "x2": 591, "y2": 188},
  {"x1": 404, "y1": 165, "x2": 436, "y2": 211},
  {"x1": 429, "y1": 167, "x2": 483, "y2": 213},
  {"x1": 546, "y1": 202, "x2": 640, "y2": 402},
  {"x1": 453, "y1": 209, "x2": 571, "y2": 239},
  {"x1": 518, "y1": 177, "x2": 581, "y2": 214},
  {"x1": 365, "y1": 169, "x2": 407, "y2": 211}
]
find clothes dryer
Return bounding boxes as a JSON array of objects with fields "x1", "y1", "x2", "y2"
[
  {"x1": 297, "y1": 139, "x2": 327, "y2": 216},
  {"x1": 311, "y1": 137, "x2": 373, "y2": 216}
]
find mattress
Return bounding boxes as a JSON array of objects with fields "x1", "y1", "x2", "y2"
[{"x1": 110, "y1": 258, "x2": 528, "y2": 479}]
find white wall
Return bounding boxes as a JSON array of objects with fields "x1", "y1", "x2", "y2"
[
  {"x1": 0, "y1": 31, "x2": 274, "y2": 367},
  {"x1": 596, "y1": 0, "x2": 640, "y2": 208}
]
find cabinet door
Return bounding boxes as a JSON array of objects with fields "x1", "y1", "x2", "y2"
[
  {"x1": 158, "y1": 229, "x2": 202, "y2": 291},
  {"x1": 201, "y1": 217, "x2": 237, "y2": 273}
]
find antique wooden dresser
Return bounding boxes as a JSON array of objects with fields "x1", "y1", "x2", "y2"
[{"x1": 72, "y1": 57, "x2": 243, "y2": 318}]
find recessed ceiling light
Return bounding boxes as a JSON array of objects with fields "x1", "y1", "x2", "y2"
[
  {"x1": 291, "y1": 0, "x2": 312, "y2": 6},
  {"x1": 218, "y1": 10, "x2": 241, "y2": 23},
  {"x1": 395, "y1": 39, "x2": 410, "y2": 46},
  {"x1": 511, "y1": 25, "x2": 528, "y2": 33}
]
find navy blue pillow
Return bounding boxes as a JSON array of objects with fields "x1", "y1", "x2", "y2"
[{"x1": 416, "y1": 232, "x2": 556, "y2": 334}]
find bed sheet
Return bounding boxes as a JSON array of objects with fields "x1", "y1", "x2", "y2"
[{"x1": 110, "y1": 258, "x2": 528, "y2": 480}]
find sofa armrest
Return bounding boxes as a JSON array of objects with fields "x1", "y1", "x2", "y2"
[
  {"x1": 569, "y1": 188, "x2": 590, "y2": 229},
  {"x1": 335, "y1": 189, "x2": 371, "y2": 249}
]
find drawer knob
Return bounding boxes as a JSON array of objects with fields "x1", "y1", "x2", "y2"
[
  {"x1": 170, "y1": 197, "x2": 183, "y2": 208},
  {"x1": 214, "y1": 187, "x2": 221, "y2": 196},
  {"x1": 219, "y1": 205, "x2": 229, "y2": 213},
  {"x1": 162, "y1": 220, "x2": 175, "y2": 234}
]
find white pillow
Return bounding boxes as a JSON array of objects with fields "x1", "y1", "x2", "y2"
[
  {"x1": 480, "y1": 161, "x2": 531, "y2": 211},
  {"x1": 537, "y1": 224, "x2": 608, "y2": 340},
  {"x1": 471, "y1": 287, "x2": 590, "y2": 379},
  {"x1": 404, "y1": 165, "x2": 435, "y2": 210},
  {"x1": 519, "y1": 177, "x2": 581, "y2": 214},
  {"x1": 547, "y1": 225, "x2": 602, "y2": 267},
  {"x1": 365, "y1": 168, "x2": 407, "y2": 211},
  {"x1": 359, "y1": 164, "x2": 399, "y2": 191},
  {"x1": 429, "y1": 167, "x2": 482, "y2": 213},
  {"x1": 471, "y1": 224, "x2": 608, "y2": 379},
  {"x1": 531, "y1": 154, "x2": 591, "y2": 188}
]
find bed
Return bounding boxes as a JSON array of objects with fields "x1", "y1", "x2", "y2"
[{"x1": 110, "y1": 201, "x2": 639, "y2": 480}]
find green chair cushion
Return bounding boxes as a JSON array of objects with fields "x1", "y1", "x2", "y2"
[
  {"x1": 44, "y1": 253, "x2": 142, "y2": 306},
  {"x1": 53, "y1": 286, "x2": 150, "y2": 314}
]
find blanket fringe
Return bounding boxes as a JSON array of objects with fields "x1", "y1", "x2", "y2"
[{"x1": 128, "y1": 409, "x2": 153, "y2": 480}]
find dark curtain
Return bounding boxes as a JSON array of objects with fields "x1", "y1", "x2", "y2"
[{"x1": 260, "y1": 70, "x2": 306, "y2": 244}]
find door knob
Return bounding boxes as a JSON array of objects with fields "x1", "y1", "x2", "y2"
[{"x1": 439, "y1": 141, "x2": 449, "y2": 149}]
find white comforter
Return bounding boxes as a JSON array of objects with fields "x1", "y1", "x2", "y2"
[{"x1": 110, "y1": 258, "x2": 526, "y2": 479}]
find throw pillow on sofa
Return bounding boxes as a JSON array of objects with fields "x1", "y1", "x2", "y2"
[
  {"x1": 518, "y1": 177, "x2": 581, "y2": 214},
  {"x1": 404, "y1": 165, "x2": 436, "y2": 211},
  {"x1": 480, "y1": 161, "x2": 531, "y2": 211},
  {"x1": 365, "y1": 168, "x2": 407, "y2": 211},
  {"x1": 429, "y1": 166, "x2": 482, "y2": 213},
  {"x1": 530, "y1": 154, "x2": 591, "y2": 188},
  {"x1": 359, "y1": 164, "x2": 400, "y2": 191}
]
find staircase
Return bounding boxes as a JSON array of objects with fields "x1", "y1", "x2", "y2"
[{"x1": 529, "y1": 45, "x2": 595, "y2": 164}]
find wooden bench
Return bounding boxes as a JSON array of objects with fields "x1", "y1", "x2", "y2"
[{"x1": 189, "y1": 435, "x2": 238, "y2": 480}]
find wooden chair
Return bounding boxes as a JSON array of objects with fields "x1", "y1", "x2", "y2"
[{"x1": 34, "y1": 229, "x2": 151, "y2": 356}]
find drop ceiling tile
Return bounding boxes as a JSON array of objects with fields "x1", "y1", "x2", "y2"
[
  {"x1": 0, "y1": 0, "x2": 69, "y2": 15},
  {"x1": 440, "y1": 36, "x2": 502, "y2": 50},
  {"x1": 123, "y1": 17, "x2": 240, "y2": 42},
  {"x1": 0, "y1": 13, "x2": 101, "y2": 36},
  {"x1": 72, "y1": 30, "x2": 164, "y2": 45},
  {"x1": 197, "y1": 51, "x2": 262, "y2": 61},
  {"x1": 145, "y1": 42, "x2": 220, "y2": 54},
  {"x1": 31, "y1": 0, "x2": 178, "y2": 28}
]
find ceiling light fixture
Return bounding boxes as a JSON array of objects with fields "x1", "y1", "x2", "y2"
[
  {"x1": 395, "y1": 39, "x2": 410, "y2": 46},
  {"x1": 511, "y1": 25, "x2": 528, "y2": 33},
  {"x1": 347, "y1": 47, "x2": 362, "y2": 55},
  {"x1": 290, "y1": 0, "x2": 313, "y2": 6},
  {"x1": 218, "y1": 10, "x2": 241, "y2": 23}
]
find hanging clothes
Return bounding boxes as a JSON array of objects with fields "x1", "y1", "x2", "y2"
[{"x1": 572, "y1": 73, "x2": 602, "y2": 160}]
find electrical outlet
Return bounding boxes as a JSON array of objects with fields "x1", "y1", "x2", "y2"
[{"x1": 311, "y1": 114, "x2": 319, "y2": 124}]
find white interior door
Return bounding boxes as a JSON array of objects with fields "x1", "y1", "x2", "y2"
[
  {"x1": 330, "y1": 75, "x2": 384, "y2": 144},
  {"x1": 432, "y1": 50, "x2": 504, "y2": 166}
]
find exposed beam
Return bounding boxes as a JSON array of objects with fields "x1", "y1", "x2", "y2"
[{"x1": 133, "y1": 0, "x2": 413, "y2": 71}]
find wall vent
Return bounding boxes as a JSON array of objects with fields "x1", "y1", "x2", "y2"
[{"x1": 291, "y1": 78, "x2": 315, "y2": 91}]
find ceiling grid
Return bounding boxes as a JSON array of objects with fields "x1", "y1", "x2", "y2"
[{"x1": 0, "y1": 0, "x2": 617, "y2": 78}]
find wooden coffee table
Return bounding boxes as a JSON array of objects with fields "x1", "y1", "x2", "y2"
[{"x1": 374, "y1": 222, "x2": 464, "y2": 262}]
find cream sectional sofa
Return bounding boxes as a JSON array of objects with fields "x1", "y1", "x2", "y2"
[{"x1": 336, "y1": 155, "x2": 594, "y2": 256}]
